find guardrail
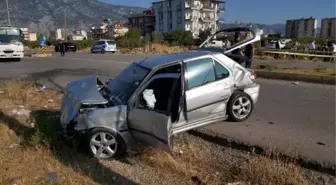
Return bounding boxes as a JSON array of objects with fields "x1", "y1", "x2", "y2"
[{"x1": 258, "y1": 49, "x2": 336, "y2": 62}]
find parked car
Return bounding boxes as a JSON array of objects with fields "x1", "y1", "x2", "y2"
[
  {"x1": 60, "y1": 27, "x2": 261, "y2": 159},
  {"x1": 91, "y1": 39, "x2": 117, "y2": 53},
  {"x1": 55, "y1": 42, "x2": 77, "y2": 52}
]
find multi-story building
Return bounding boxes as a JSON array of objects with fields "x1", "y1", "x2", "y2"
[
  {"x1": 19, "y1": 28, "x2": 37, "y2": 41},
  {"x1": 285, "y1": 17, "x2": 318, "y2": 38},
  {"x1": 152, "y1": 0, "x2": 225, "y2": 38},
  {"x1": 320, "y1": 17, "x2": 336, "y2": 39},
  {"x1": 128, "y1": 9, "x2": 156, "y2": 36}
]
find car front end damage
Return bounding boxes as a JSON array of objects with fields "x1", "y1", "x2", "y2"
[{"x1": 60, "y1": 76, "x2": 130, "y2": 141}]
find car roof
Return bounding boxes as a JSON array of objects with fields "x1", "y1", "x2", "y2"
[{"x1": 137, "y1": 50, "x2": 215, "y2": 69}]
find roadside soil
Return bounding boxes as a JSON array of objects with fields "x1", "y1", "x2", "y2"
[
  {"x1": 255, "y1": 65, "x2": 336, "y2": 76},
  {"x1": 0, "y1": 80, "x2": 335, "y2": 185}
]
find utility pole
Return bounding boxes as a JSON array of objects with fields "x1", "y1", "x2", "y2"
[
  {"x1": 64, "y1": 10, "x2": 67, "y2": 41},
  {"x1": 5, "y1": 0, "x2": 11, "y2": 25}
]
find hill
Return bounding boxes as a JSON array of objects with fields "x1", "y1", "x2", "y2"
[{"x1": 0, "y1": 0, "x2": 145, "y2": 33}]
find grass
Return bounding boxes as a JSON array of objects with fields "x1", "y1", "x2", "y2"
[
  {"x1": 0, "y1": 80, "x2": 319, "y2": 185},
  {"x1": 255, "y1": 65, "x2": 336, "y2": 76}
]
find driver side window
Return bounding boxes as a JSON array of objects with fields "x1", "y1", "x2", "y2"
[{"x1": 137, "y1": 78, "x2": 177, "y2": 114}]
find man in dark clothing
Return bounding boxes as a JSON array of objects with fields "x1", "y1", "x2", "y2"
[
  {"x1": 244, "y1": 43, "x2": 254, "y2": 69},
  {"x1": 59, "y1": 41, "x2": 66, "y2": 56}
]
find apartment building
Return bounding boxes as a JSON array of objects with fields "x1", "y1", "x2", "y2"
[
  {"x1": 129, "y1": 9, "x2": 156, "y2": 36},
  {"x1": 285, "y1": 17, "x2": 318, "y2": 38},
  {"x1": 152, "y1": 0, "x2": 225, "y2": 38},
  {"x1": 320, "y1": 17, "x2": 336, "y2": 39}
]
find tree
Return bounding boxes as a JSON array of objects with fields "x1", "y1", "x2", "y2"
[
  {"x1": 151, "y1": 31, "x2": 164, "y2": 43},
  {"x1": 117, "y1": 28, "x2": 141, "y2": 49},
  {"x1": 164, "y1": 30, "x2": 194, "y2": 46}
]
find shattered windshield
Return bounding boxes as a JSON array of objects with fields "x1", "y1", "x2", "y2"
[
  {"x1": 0, "y1": 28, "x2": 21, "y2": 43},
  {"x1": 107, "y1": 63, "x2": 150, "y2": 104}
]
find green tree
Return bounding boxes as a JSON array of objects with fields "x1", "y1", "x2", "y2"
[
  {"x1": 165, "y1": 30, "x2": 194, "y2": 46},
  {"x1": 151, "y1": 31, "x2": 164, "y2": 43}
]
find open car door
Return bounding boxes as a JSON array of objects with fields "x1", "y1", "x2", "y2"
[
  {"x1": 197, "y1": 27, "x2": 261, "y2": 55},
  {"x1": 127, "y1": 73, "x2": 181, "y2": 151}
]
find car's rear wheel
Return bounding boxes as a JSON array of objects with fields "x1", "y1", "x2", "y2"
[
  {"x1": 87, "y1": 128, "x2": 126, "y2": 159},
  {"x1": 227, "y1": 91, "x2": 253, "y2": 122}
]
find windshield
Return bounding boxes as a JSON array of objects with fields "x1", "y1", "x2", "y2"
[
  {"x1": 0, "y1": 28, "x2": 21, "y2": 43},
  {"x1": 107, "y1": 63, "x2": 150, "y2": 104},
  {"x1": 107, "y1": 41, "x2": 116, "y2": 45}
]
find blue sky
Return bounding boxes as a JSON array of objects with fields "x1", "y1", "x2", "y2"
[{"x1": 101, "y1": 0, "x2": 336, "y2": 24}]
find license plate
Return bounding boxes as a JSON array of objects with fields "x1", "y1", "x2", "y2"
[{"x1": 6, "y1": 54, "x2": 12, "y2": 57}]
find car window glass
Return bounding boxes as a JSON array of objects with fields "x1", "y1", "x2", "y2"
[
  {"x1": 214, "y1": 60, "x2": 230, "y2": 80},
  {"x1": 138, "y1": 78, "x2": 177, "y2": 112},
  {"x1": 107, "y1": 41, "x2": 115, "y2": 45},
  {"x1": 186, "y1": 58, "x2": 216, "y2": 90}
]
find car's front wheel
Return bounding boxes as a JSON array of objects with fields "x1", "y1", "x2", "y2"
[
  {"x1": 87, "y1": 128, "x2": 125, "y2": 159},
  {"x1": 227, "y1": 91, "x2": 254, "y2": 122}
]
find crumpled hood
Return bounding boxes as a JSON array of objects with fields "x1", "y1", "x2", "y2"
[{"x1": 65, "y1": 76, "x2": 108, "y2": 105}]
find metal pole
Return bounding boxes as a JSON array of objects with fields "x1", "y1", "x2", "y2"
[
  {"x1": 64, "y1": 10, "x2": 67, "y2": 41},
  {"x1": 5, "y1": 0, "x2": 11, "y2": 25}
]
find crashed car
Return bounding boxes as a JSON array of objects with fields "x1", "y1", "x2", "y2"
[{"x1": 60, "y1": 27, "x2": 261, "y2": 159}]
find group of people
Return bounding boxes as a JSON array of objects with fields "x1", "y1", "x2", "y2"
[{"x1": 228, "y1": 32, "x2": 254, "y2": 69}]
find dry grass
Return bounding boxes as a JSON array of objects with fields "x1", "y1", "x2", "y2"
[
  {"x1": 0, "y1": 80, "x2": 317, "y2": 185},
  {"x1": 255, "y1": 65, "x2": 336, "y2": 76}
]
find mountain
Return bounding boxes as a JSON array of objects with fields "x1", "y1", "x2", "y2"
[
  {"x1": 0, "y1": 0, "x2": 145, "y2": 33},
  {"x1": 220, "y1": 22, "x2": 286, "y2": 35}
]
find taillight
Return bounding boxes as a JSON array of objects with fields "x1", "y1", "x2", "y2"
[{"x1": 250, "y1": 72, "x2": 257, "y2": 80}]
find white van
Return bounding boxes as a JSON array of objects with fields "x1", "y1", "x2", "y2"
[{"x1": 91, "y1": 39, "x2": 117, "y2": 53}]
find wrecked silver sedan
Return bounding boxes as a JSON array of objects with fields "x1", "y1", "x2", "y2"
[{"x1": 60, "y1": 27, "x2": 261, "y2": 159}]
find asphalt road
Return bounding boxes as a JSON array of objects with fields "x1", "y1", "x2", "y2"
[{"x1": 0, "y1": 52, "x2": 335, "y2": 167}]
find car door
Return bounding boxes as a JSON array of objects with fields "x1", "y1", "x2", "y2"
[
  {"x1": 92, "y1": 42, "x2": 99, "y2": 52},
  {"x1": 182, "y1": 56, "x2": 234, "y2": 125},
  {"x1": 127, "y1": 73, "x2": 180, "y2": 151}
]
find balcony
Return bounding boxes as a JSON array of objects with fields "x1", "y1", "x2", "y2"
[{"x1": 185, "y1": 24, "x2": 191, "y2": 31}]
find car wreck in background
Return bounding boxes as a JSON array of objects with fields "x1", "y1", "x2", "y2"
[{"x1": 60, "y1": 27, "x2": 261, "y2": 159}]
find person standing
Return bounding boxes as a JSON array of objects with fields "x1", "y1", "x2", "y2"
[
  {"x1": 59, "y1": 41, "x2": 66, "y2": 57},
  {"x1": 244, "y1": 43, "x2": 254, "y2": 69}
]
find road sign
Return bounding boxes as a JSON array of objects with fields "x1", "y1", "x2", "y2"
[
  {"x1": 40, "y1": 40, "x2": 46, "y2": 47},
  {"x1": 40, "y1": 46, "x2": 46, "y2": 54}
]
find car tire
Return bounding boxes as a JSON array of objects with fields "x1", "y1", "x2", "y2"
[
  {"x1": 227, "y1": 91, "x2": 254, "y2": 122},
  {"x1": 101, "y1": 49, "x2": 105, "y2": 54},
  {"x1": 87, "y1": 128, "x2": 126, "y2": 159}
]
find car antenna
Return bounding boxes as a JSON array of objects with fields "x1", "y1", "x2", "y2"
[{"x1": 138, "y1": 57, "x2": 148, "y2": 64}]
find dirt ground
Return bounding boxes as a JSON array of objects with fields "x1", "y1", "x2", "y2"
[
  {"x1": 0, "y1": 80, "x2": 335, "y2": 185},
  {"x1": 255, "y1": 65, "x2": 336, "y2": 76}
]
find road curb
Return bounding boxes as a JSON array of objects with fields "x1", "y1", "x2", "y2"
[
  {"x1": 25, "y1": 53, "x2": 52, "y2": 58},
  {"x1": 255, "y1": 70, "x2": 336, "y2": 85}
]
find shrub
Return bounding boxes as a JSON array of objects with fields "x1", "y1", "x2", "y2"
[{"x1": 164, "y1": 30, "x2": 194, "y2": 46}]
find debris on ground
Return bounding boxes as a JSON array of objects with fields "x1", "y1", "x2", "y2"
[
  {"x1": 11, "y1": 108, "x2": 31, "y2": 117},
  {"x1": 292, "y1": 81, "x2": 300, "y2": 85}
]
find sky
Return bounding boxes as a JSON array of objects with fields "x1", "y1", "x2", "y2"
[{"x1": 101, "y1": 0, "x2": 336, "y2": 24}]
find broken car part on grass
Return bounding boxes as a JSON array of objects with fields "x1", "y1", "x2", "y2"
[{"x1": 60, "y1": 27, "x2": 261, "y2": 159}]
